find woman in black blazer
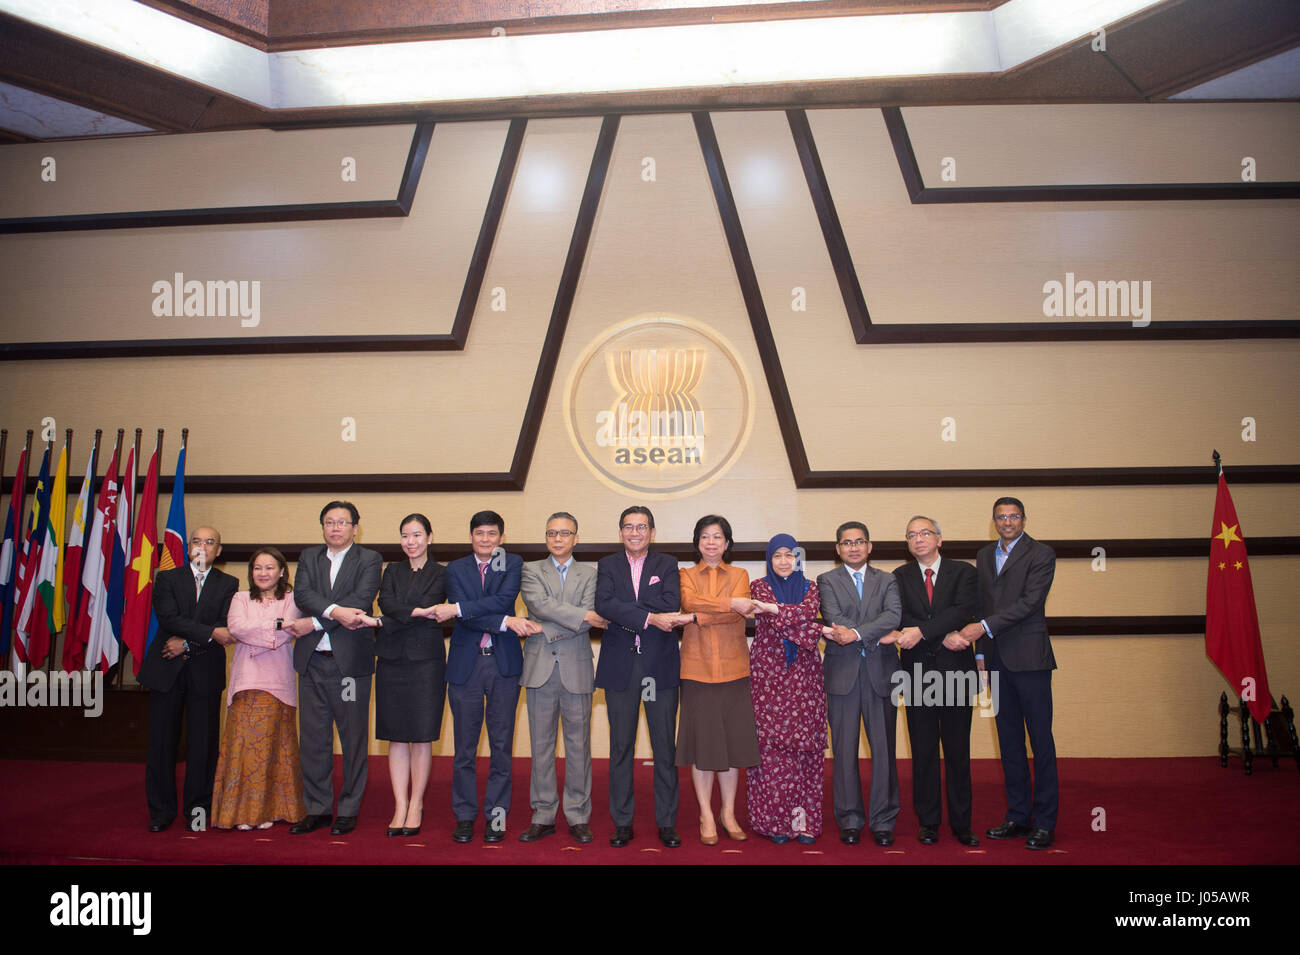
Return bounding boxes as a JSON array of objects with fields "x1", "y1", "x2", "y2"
[{"x1": 366, "y1": 513, "x2": 447, "y2": 837}]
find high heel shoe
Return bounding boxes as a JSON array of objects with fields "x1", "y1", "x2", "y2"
[
  {"x1": 400, "y1": 808, "x2": 423, "y2": 837},
  {"x1": 699, "y1": 818, "x2": 719, "y2": 846},
  {"x1": 721, "y1": 817, "x2": 748, "y2": 842}
]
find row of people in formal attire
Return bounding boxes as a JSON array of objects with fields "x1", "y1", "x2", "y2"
[{"x1": 140, "y1": 496, "x2": 1059, "y2": 851}]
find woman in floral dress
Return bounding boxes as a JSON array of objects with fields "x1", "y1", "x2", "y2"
[{"x1": 747, "y1": 534, "x2": 827, "y2": 844}]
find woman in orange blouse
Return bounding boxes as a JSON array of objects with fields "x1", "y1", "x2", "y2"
[{"x1": 676, "y1": 515, "x2": 762, "y2": 845}]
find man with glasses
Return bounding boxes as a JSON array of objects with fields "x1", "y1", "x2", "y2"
[
  {"x1": 956, "y1": 496, "x2": 1058, "y2": 850},
  {"x1": 817, "y1": 521, "x2": 901, "y2": 846},
  {"x1": 140, "y1": 526, "x2": 237, "y2": 832},
  {"x1": 290, "y1": 501, "x2": 382, "y2": 836},
  {"x1": 518, "y1": 512, "x2": 606, "y2": 844},
  {"x1": 595, "y1": 506, "x2": 691, "y2": 848},
  {"x1": 889, "y1": 516, "x2": 980, "y2": 847}
]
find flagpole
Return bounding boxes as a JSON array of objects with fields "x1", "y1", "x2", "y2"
[
  {"x1": 116, "y1": 428, "x2": 142, "y2": 690},
  {"x1": 1212, "y1": 448, "x2": 1221, "y2": 476},
  {"x1": 67, "y1": 430, "x2": 101, "y2": 654}
]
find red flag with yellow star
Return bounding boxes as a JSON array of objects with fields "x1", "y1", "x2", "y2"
[
  {"x1": 1206, "y1": 472, "x2": 1272, "y2": 723},
  {"x1": 121, "y1": 441, "x2": 159, "y2": 675}
]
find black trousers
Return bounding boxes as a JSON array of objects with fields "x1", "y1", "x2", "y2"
[
  {"x1": 604, "y1": 652, "x2": 679, "y2": 829},
  {"x1": 145, "y1": 664, "x2": 222, "y2": 829},
  {"x1": 904, "y1": 671, "x2": 974, "y2": 833}
]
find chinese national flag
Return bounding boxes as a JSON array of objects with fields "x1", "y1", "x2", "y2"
[
  {"x1": 1205, "y1": 472, "x2": 1273, "y2": 723},
  {"x1": 122, "y1": 442, "x2": 159, "y2": 675}
]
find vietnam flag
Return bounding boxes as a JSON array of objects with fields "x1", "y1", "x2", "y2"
[
  {"x1": 1205, "y1": 471, "x2": 1273, "y2": 724},
  {"x1": 122, "y1": 442, "x2": 159, "y2": 674}
]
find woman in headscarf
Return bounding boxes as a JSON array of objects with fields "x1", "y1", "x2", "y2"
[{"x1": 747, "y1": 534, "x2": 828, "y2": 844}]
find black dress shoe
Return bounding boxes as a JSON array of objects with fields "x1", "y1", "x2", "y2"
[
  {"x1": 609, "y1": 825, "x2": 634, "y2": 847},
  {"x1": 871, "y1": 830, "x2": 895, "y2": 847},
  {"x1": 330, "y1": 816, "x2": 357, "y2": 835},
  {"x1": 658, "y1": 827, "x2": 682, "y2": 848},
  {"x1": 839, "y1": 827, "x2": 861, "y2": 845},
  {"x1": 917, "y1": 826, "x2": 938, "y2": 845},
  {"x1": 289, "y1": 814, "x2": 331, "y2": 835},
  {"x1": 484, "y1": 826, "x2": 505, "y2": 843},
  {"x1": 399, "y1": 825, "x2": 422, "y2": 837},
  {"x1": 953, "y1": 830, "x2": 981, "y2": 847},
  {"x1": 986, "y1": 821, "x2": 1032, "y2": 840},
  {"x1": 386, "y1": 826, "x2": 403, "y2": 837},
  {"x1": 148, "y1": 820, "x2": 172, "y2": 833},
  {"x1": 1025, "y1": 828, "x2": 1054, "y2": 850},
  {"x1": 519, "y1": 823, "x2": 555, "y2": 842},
  {"x1": 452, "y1": 820, "x2": 474, "y2": 843},
  {"x1": 569, "y1": 823, "x2": 594, "y2": 844}
]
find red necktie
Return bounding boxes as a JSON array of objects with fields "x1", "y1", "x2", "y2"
[{"x1": 924, "y1": 567, "x2": 934, "y2": 605}]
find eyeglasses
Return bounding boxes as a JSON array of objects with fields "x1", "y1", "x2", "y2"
[
  {"x1": 621, "y1": 523, "x2": 650, "y2": 533},
  {"x1": 993, "y1": 514, "x2": 1023, "y2": 523},
  {"x1": 905, "y1": 529, "x2": 936, "y2": 540},
  {"x1": 323, "y1": 520, "x2": 354, "y2": 528},
  {"x1": 837, "y1": 538, "x2": 868, "y2": 548},
  {"x1": 190, "y1": 537, "x2": 218, "y2": 547},
  {"x1": 545, "y1": 529, "x2": 576, "y2": 539}
]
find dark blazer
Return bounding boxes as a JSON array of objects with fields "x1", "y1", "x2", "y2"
[
  {"x1": 138, "y1": 564, "x2": 238, "y2": 694},
  {"x1": 817, "y1": 563, "x2": 901, "y2": 698},
  {"x1": 594, "y1": 549, "x2": 681, "y2": 693},
  {"x1": 376, "y1": 559, "x2": 447, "y2": 663},
  {"x1": 445, "y1": 551, "x2": 524, "y2": 683},
  {"x1": 974, "y1": 532, "x2": 1057, "y2": 672},
  {"x1": 894, "y1": 557, "x2": 979, "y2": 674},
  {"x1": 291, "y1": 543, "x2": 383, "y2": 678}
]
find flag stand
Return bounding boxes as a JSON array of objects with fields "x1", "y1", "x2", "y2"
[{"x1": 1218, "y1": 692, "x2": 1299, "y2": 775}]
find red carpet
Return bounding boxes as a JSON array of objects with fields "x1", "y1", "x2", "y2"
[{"x1": 2, "y1": 756, "x2": 1297, "y2": 865}]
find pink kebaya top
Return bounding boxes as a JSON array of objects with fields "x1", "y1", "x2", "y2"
[{"x1": 225, "y1": 591, "x2": 302, "y2": 708}]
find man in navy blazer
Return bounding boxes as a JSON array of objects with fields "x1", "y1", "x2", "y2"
[
  {"x1": 594, "y1": 505, "x2": 690, "y2": 849},
  {"x1": 958, "y1": 496, "x2": 1058, "y2": 850},
  {"x1": 439, "y1": 510, "x2": 541, "y2": 843}
]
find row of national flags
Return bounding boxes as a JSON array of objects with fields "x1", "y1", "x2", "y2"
[{"x1": 0, "y1": 431, "x2": 187, "y2": 675}]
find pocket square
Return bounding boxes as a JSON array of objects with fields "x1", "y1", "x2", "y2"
[{"x1": 649, "y1": 575, "x2": 661, "y2": 586}]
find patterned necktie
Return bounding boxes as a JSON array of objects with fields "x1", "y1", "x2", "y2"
[
  {"x1": 478, "y1": 562, "x2": 491, "y2": 649},
  {"x1": 925, "y1": 567, "x2": 934, "y2": 604},
  {"x1": 195, "y1": 572, "x2": 205, "y2": 600}
]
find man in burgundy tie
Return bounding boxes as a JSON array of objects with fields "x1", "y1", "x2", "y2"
[
  {"x1": 887, "y1": 515, "x2": 980, "y2": 847},
  {"x1": 440, "y1": 510, "x2": 541, "y2": 843}
]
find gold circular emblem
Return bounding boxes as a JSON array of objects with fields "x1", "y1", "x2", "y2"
[{"x1": 563, "y1": 315, "x2": 755, "y2": 496}]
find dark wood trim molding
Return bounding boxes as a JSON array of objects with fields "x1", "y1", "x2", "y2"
[
  {"x1": 699, "y1": 110, "x2": 1300, "y2": 488},
  {"x1": 0, "y1": 120, "x2": 531, "y2": 361},
  {"x1": 0, "y1": 121, "x2": 433, "y2": 237},
  {"x1": 882, "y1": 106, "x2": 1300, "y2": 204}
]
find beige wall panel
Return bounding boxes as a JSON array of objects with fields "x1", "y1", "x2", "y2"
[
  {"x1": 807, "y1": 109, "x2": 1299, "y2": 326},
  {"x1": 0, "y1": 126, "x2": 410, "y2": 217},
  {"x1": 0, "y1": 121, "x2": 510, "y2": 340},
  {"x1": 903, "y1": 104, "x2": 1300, "y2": 186}
]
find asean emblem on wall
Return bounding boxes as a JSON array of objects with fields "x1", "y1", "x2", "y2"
[{"x1": 563, "y1": 315, "x2": 755, "y2": 496}]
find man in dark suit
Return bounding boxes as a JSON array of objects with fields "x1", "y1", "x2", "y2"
[
  {"x1": 817, "y1": 520, "x2": 902, "y2": 847},
  {"x1": 594, "y1": 505, "x2": 689, "y2": 849},
  {"x1": 889, "y1": 515, "x2": 980, "y2": 847},
  {"x1": 439, "y1": 510, "x2": 540, "y2": 843},
  {"x1": 138, "y1": 525, "x2": 237, "y2": 832},
  {"x1": 289, "y1": 500, "x2": 382, "y2": 837},
  {"x1": 958, "y1": 496, "x2": 1058, "y2": 850}
]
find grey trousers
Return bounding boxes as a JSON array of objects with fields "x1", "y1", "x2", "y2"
[
  {"x1": 827, "y1": 659, "x2": 900, "y2": 833},
  {"x1": 299, "y1": 651, "x2": 372, "y2": 817},
  {"x1": 525, "y1": 667, "x2": 593, "y2": 825}
]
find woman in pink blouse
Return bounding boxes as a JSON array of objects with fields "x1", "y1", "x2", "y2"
[{"x1": 211, "y1": 547, "x2": 313, "y2": 830}]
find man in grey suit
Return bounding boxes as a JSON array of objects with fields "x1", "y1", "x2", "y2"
[
  {"x1": 817, "y1": 521, "x2": 902, "y2": 846},
  {"x1": 518, "y1": 512, "x2": 607, "y2": 845},
  {"x1": 288, "y1": 500, "x2": 382, "y2": 836}
]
